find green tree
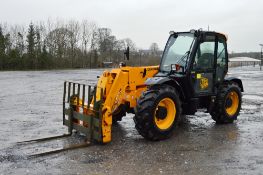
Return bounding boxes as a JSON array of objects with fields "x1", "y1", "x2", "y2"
[
  {"x1": 17, "y1": 32, "x2": 25, "y2": 57},
  {"x1": 93, "y1": 49, "x2": 98, "y2": 67},
  {"x1": 8, "y1": 49, "x2": 21, "y2": 69},
  {"x1": 35, "y1": 29, "x2": 42, "y2": 68},
  {"x1": 0, "y1": 27, "x2": 6, "y2": 69},
  {"x1": 39, "y1": 43, "x2": 52, "y2": 69},
  {"x1": 26, "y1": 23, "x2": 37, "y2": 69},
  {"x1": 0, "y1": 27, "x2": 10, "y2": 69}
]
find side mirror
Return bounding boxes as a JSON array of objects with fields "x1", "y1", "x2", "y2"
[{"x1": 124, "y1": 47, "x2": 129, "y2": 60}]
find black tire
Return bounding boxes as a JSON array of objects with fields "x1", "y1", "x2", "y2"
[
  {"x1": 112, "y1": 105, "x2": 126, "y2": 124},
  {"x1": 134, "y1": 84, "x2": 182, "y2": 141},
  {"x1": 210, "y1": 82, "x2": 242, "y2": 124}
]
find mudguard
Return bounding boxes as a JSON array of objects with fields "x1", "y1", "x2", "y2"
[
  {"x1": 224, "y1": 77, "x2": 244, "y2": 92},
  {"x1": 145, "y1": 76, "x2": 186, "y2": 100}
]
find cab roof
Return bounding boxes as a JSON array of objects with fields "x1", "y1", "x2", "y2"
[{"x1": 169, "y1": 29, "x2": 228, "y2": 41}]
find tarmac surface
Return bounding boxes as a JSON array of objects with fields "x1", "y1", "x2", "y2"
[{"x1": 0, "y1": 66, "x2": 263, "y2": 175}]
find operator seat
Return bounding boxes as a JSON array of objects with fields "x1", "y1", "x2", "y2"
[{"x1": 197, "y1": 53, "x2": 214, "y2": 69}]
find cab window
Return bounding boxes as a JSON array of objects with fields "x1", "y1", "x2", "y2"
[
  {"x1": 193, "y1": 36, "x2": 215, "y2": 70},
  {"x1": 217, "y1": 39, "x2": 226, "y2": 68},
  {"x1": 216, "y1": 39, "x2": 227, "y2": 82}
]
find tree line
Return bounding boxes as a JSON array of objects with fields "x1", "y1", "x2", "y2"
[
  {"x1": 2, "y1": 19, "x2": 258, "y2": 71},
  {"x1": 0, "y1": 19, "x2": 161, "y2": 70}
]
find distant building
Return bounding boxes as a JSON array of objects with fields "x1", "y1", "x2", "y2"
[
  {"x1": 102, "y1": 61, "x2": 113, "y2": 68},
  {"x1": 229, "y1": 57, "x2": 261, "y2": 67}
]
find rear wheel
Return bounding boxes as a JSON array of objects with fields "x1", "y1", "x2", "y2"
[
  {"x1": 210, "y1": 82, "x2": 242, "y2": 124},
  {"x1": 134, "y1": 84, "x2": 182, "y2": 141}
]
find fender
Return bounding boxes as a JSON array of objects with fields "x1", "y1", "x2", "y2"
[
  {"x1": 224, "y1": 77, "x2": 244, "y2": 92},
  {"x1": 145, "y1": 76, "x2": 186, "y2": 100}
]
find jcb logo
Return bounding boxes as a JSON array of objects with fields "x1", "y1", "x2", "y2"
[{"x1": 200, "y1": 77, "x2": 209, "y2": 90}]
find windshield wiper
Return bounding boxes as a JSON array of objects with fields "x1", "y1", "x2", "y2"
[{"x1": 177, "y1": 51, "x2": 190, "y2": 66}]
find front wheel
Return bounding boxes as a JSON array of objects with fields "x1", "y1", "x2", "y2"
[
  {"x1": 210, "y1": 82, "x2": 242, "y2": 124},
  {"x1": 134, "y1": 84, "x2": 182, "y2": 141}
]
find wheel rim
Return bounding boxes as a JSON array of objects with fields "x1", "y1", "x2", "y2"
[
  {"x1": 154, "y1": 98, "x2": 176, "y2": 130},
  {"x1": 225, "y1": 91, "x2": 239, "y2": 116}
]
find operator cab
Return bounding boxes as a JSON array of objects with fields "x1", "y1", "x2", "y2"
[{"x1": 158, "y1": 29, "x2": 228, "y2": 97}]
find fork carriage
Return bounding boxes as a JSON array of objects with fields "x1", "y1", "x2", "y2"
[{"x1": 63, "y1": 81, "x2": 104, "y2": 142}]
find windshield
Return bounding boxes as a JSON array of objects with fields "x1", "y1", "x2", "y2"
[{"x1": 160, "y1": 33, "x2": 195, "y2": 72}]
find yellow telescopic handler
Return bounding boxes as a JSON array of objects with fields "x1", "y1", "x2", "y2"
[
  {"x1": 63, "y1": 29, "x2": 243, "y2": 143},
  {"x1": 19, "y1": 30, "x2": 243, "y2": 157}
]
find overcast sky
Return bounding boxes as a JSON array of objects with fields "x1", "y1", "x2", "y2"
[{"x1": 0, "y1": 0, "x2": 262, "y2": 52}]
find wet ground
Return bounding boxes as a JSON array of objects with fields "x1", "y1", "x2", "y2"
[{"x1": 0, "y1": 66, "x2": 263, "y2": 175}]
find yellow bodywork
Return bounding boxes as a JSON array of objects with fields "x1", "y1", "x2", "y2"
[{"x1": 94, "y1": 66, "x2": 159, "y2": 143}]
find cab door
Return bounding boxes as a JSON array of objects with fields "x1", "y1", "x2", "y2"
[
  {"x1": 191, "y1": 35, "x2": 216, "y2": 96},
  {"x1": 215, "y1": 38, "x2": 227, "y2": 84}
]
